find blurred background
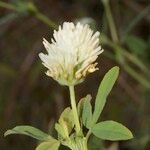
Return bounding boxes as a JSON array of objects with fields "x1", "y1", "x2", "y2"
[{"x1": 0, "y1": 0, "x2": 150, "y2": 149}]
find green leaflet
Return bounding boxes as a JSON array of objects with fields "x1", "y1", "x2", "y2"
[
  {"x1": 4, "y1": 125, "x2": 53, "y2": 141},
  {"x1": 91, "y1": 120, "x2": 133, "y2": 141},
  {"x1": 55, "y1": 107, "x2": 74, "y2": 139},
  {"x1": 77, "y1": 96, "x2": 86, "y2": 118},
  {"x1": 77, "y1": 95, "x2": 93, "y2": 128},
  {"x1": 55, "y1": 123, "x2": 67, "y2": 139},
  {"x1": 82, "y1": 95, "x2": 93, "y2": 129},
  {"x1": 92, "y1": 66, "x2": 119, "y2": 124},
  {"x1": 36, "y1": 140, "x2": 60, "y2": 150}
]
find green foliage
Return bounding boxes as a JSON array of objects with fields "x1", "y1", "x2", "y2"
[
  {"x1": 0, "y1": 1, "x2": 37, "y2": 14},
  {"x1": 82, "y1": 95, "x2": 92, "y2": 129},
  {"x1": 4, "y1": 126, "x2": 53, "y2": 141},
  {"x1": 36, "y1": 140, "x2": 60, "y2": 150},
  {"x1": 91, "y1": 120, "x2": 133, "y2": 141},
  {"x1": 4, "y1": 66, "x2": 133, "y2": 149},
  {"x1": 59, "y1": 107, "x2": 74, "y2": 134},
  {"x1": 55, "y1": 123, "x2": 67, "y2": 139},
  {"x1": 77, "y1": 96, "x2": 86, "y2": 118},
  {"x1": 92, "y1": 66, "x2": 119, "y2": 124},
  {"x1": 0, "y1": 0, "x2": 148, "y2": 149},
  {"x1": 55, "y1": 107, "x2": 74, "y2": 139},
  {"x1": 4, "y1": 125, "x2": 61, "y2": 149}
]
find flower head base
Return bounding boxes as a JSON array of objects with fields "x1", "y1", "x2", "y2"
[{"x1": 39, "y1": 22, "x2": 103, "y2": 86}]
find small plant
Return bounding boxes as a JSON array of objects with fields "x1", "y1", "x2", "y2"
[{"x1": 4, "y1": 22, "x2": 133, "y2": 150}]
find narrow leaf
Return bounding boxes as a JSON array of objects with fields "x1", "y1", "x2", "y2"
[
  {"x1": 82, "y1": 95, "x2": 93, "y2": 128},
  {"x1": 36, "y1": 140, "x2": 60, "y2": 150},
  {"x1": 4, "y1": 126, "x2": 53, "y2": 141},
  {"x1": 92, "y1": 66, "x2": 119, "y2": 124},
  {"x1": 91, "y1": 120, "x2": 133, "y2": 141}
]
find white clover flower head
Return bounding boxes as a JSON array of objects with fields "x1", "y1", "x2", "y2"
[{"x1": 39, "y1": 22, "x2": 103, "y2": 86}]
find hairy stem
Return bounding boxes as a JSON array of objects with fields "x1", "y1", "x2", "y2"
[{"x1": 69, "y1": 86, "x2": 81, "y2": 134}]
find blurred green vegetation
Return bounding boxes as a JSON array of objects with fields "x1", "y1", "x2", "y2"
[{"x1": 0, "y1": 0, "x2": 150, "y2": 150}]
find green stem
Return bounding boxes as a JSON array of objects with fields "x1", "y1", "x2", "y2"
[
  {"x1": 102, "y1": 0, "x2": 123, "y2": 63},
  {"x1": 0, "y1": 1, "x2": 16, "y2": 10},
  {"x1": 35, "y1": 12, "x2": 58, "y2": 29},
  {"x1": 0, "y1": 2, "x2": 58, "y2": 30},
  {"x1": 101, "y1": 39, "x2": 150, "y2": 89},
  {"x1": 69, "y1": 86, "x2": 81, "y2": 134},
  {"x1": 124, "y1": 65, "x2": 150, "y2": 90},
  {"x1": 102, "y1": 0, "x2": 119, "y2": 43},
  {"x1": 86, "y1": 130, "x2": 91, "y2": 141}
]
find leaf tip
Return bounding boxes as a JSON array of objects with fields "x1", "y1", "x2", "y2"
[
  {"x1": 128, "y1": 130, "x2": 134, "y2": 139},
  {"x1": 4, "y1": 130, "x2": 11, "y2": 137},
  {"x1": 113, "y1": 66, "x2": 120, "y2": 72}
]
